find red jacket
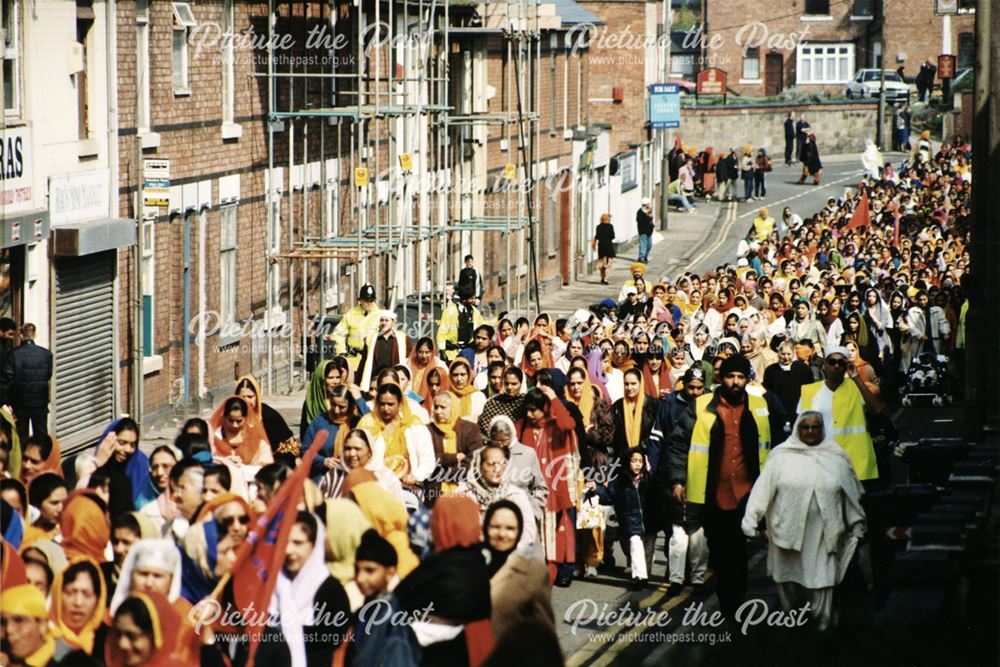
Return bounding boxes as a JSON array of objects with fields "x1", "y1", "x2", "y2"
[{"x1": 518, "y1": 398, "x2": 578, "y2": 512}]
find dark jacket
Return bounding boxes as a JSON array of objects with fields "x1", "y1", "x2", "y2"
[
  {"x1": 647, "y1": 393, "x2": 693, "y2": 472},
  {"x1": 665, "y1": 388, "x2": 786, "y2": 502},
  {"x1": 762, "y1": 361, "x2": 814, "y2": 418},
  {"x1": 1, "y1": 340, "x2": 53, "y2": 409},
  {"x1": 594, "y1": 222, "x2": 616, "y2": 259},
  {"x1": 611, "y1": 395, "x2": 659, "y2": 458},
  {"x1": 590, "y1": 471, "x2": 650, "y2": 536},
  {"x1": 636, "y1": 207, "x2": 654, "y2": 236},
  {"x1": 802, "y1": 141, "x2": 822, "y2": 172},
  {"x1": 716, "y1": 153, "x2": 738, "y2": 182},
  {"x1": 784, "y1": 118, "x2": 795, "y2": 140}
]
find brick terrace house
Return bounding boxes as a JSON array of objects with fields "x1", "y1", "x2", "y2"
[{"x1": 702, "y1": 0, "x2": 975, "y2": 98}]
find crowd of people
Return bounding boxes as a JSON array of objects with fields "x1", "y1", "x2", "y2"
[{"x1": 0, "y1": 132, "x2": 972, "y2": 665}]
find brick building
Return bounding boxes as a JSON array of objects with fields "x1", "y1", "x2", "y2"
[{"x1": 702, "y1": 0, "x2": 975, "y2": 98}]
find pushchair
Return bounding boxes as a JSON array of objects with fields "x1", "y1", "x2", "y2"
[{"x1": 900, "y1": 352, "x2": 952, "y2": 407}]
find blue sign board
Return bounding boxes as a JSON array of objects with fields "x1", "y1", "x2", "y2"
[{"x1": 647, "y1": 83, "x2": 680, "y2": 129}]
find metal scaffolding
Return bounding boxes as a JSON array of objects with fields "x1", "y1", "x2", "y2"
[{"x1": 261, "y1": 0, "x2": 544, "y2": 392}]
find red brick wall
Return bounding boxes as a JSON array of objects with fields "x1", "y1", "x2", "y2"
[{"x1": 881, "y1": 1, "x2": 974, "y2": 80}]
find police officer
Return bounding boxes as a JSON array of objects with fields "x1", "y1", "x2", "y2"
[
  {"x1": 666, "y1": 355, "x2": 785, "y2": 619},
  {"x1": 436, "y1": 284, "x2": 483, "y2": 362},
  {"x1": 331, "y1": 284, "x2": 382, "y2": 371}
]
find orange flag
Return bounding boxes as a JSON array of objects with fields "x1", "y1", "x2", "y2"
[{"x1": 843, "y1": 190, "x2": 870, "y2": 233}]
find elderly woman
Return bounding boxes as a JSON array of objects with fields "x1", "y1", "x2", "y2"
[
  {"x1": 742, "y1": 412, "x2": 866, "y2": 631},
  {"x1": 317, "y1": 428, "x2": 404, "y2": 504},
  {"x1": 485, "y1": 415, "x2": 548, "y2": 524},
  {"x1": 458, "y1": 443, "x2": 538, "y2": 551},
  {"x1": 50, "y1": 557, "x2": 108, "y2": 659},
  {"x1": 426, "y1": 392, "x2": 483, "y2": 503}
]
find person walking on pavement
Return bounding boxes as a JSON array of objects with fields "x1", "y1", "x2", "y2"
[
  {"x1": 636, "y1": 198, "x2": 654, "y2": 264},
  {"x1": 1, "y1": 323, "x2": 52, "y2": 443},
  {"x1": 739, "y1": 146, "x2": 756, "y2": 202},
  {"x1": 331, "y1": 284, "x2": 382, "y2": 372},
  {"x1": 667, "y1": 354, "x2": 785, "y2": 619},
  {"x1": 796, "y1": 346, "x2": 884, "y2": 486},
  {"x1": 797, "y1": 134, "x2": 823, "y2": 185},
  {"x1": 593, "y1": 213, "x2": 616, "y2": 286},
  {"x1": 795, "y1": 116, "x2": 811, "y2": 163},
  {"x1": 437, "y1": 285, "x2": 484, "y2": 362},
  {"x1": 753, "y1": 148, "x2": 771, "y2": 200},
  {"x1": 783, "y1": 112, "x2": 795, "y2": 165}
]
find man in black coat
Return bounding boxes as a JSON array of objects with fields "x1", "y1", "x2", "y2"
[
  {"x1": 0, "y1": 317, "x2": 15, "y2": 407},
  {"x1": 783, "y1": 112, "x2": 796, "y2": 165},
  {"x1": 1, "y1": 323, "x2": 52, "y2": 442},
  {"x1": 794, "y1": 115, "x2": 810, "y2": 162},
  {"x1": 714, "y1": 148, "x2": 738, "y2": 202}
]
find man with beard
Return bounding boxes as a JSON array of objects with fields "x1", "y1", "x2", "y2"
[{"x1": 667, "y1": 355, "x2": 785, "y2": 619}]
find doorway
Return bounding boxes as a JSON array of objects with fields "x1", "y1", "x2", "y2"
[{"x1": 765, "y1": 53, "x2": 784, "y2": 96}]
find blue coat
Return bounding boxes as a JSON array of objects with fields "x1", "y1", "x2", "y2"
[{"x1": 591, "y1": 472, "x2": 650, "y2": 537}]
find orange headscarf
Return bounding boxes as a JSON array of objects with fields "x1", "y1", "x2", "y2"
[
  {"x1": 430, "y1": 495, "x2": 482, "y2": 552},
  {"x1": 51, "y1": 556, "x2": 107, "y2": 654},
  {"x1": 61, "y1": 491, "x2": 110, "y2": 564},
  {"x1": 407, "y1": 338, "x2": 445, "y2": 399},
  {"x1": 419, "y1": 367, "x2": 451, "y2": 406},
  {"x1": 18, "y1": 434, "x2": 63, "y2": 485},
  {"x1": 641, "y1": 360, "x2": 672, "y2": 397},
  {"x1": 209, "y1": 395, "x2": 271, "y2": 465},
  {"x1": 234, "y1": 374, "x2": 266, "y2": 422},
  {"x1": 191, "y1": 492, "x2": 253, "y2": 525}
]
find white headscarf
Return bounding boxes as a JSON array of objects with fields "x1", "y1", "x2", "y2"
[
  {"x1": 109, "y1": 539, "x2": 183, "y2": 614},
  {"x1": 269, "y1": 516, "x2": 329, "y2": 667}
]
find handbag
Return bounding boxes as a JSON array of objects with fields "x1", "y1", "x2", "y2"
[{"x1": 576, "y1": 495, "x2": 605, "y2": 530}]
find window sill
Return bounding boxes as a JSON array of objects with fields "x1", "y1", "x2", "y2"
[
  {"x1": 78, "y1": 138, "x2": 100, "y2": 159},
  {"x1": 849, "y1": 15, "x2": 873, "y2": 21},
  {"x1": 800, "y1": 15, "x2": 833, "y2": 21},
  {"x1": 174, "y1": 88, "x2": 192, "y2": 97},
  {"x1": 739, "y1": 78, "x2": 763, "y2": 85},
  {"x1": 140, "y1": 131, "x2": 161, "y2": 150},
  {"x1": 142, "y1": 355, "x2": 164, "y2": 376},
  {"x1": 222, "y1": 122, "x2": 243, "y2": 141},
  {"x1": 219, "y1": 334, "x2": 242, "y2": 349}
]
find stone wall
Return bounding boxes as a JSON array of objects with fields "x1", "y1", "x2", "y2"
[{"x1": 678, "y1": 101, "x2": 884, "y2": 157}]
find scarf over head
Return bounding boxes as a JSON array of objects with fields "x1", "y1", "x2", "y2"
[
  {"x1": 109, "y1": 539, "x2": 182, "y2": 614},
  {"x1": 105, "y1": 591, "x2": 187, "y2": 667},
  {"x1": 623, "y1": 389, "x2": 647, "y2": 449},
  {"x1": 60, "y1": 490, "x2": 110, "y2": 564},
  {"x1": 349, "y1": 481, "x2": 419, "y2": 577},
  {"x1": 304, "y1": 360, "x2": 332, "y2": 426},
  {"x1": 448, "y1": 357, "x2": 480, "y2": 418},
  {"x1": 324, "y1": 499, "x2": 371, "y2": 585},
  {"x1": 431, "y1": 495, "x2": 482, "y2": 553},
  {"x1": 50, "y1": 557, "x2": 107, "y2": 654},
  {"x1": 209, "y1": 395, "x2": 270, "y2": 465}
]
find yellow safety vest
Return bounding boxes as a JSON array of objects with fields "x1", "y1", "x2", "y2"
[
  {"x1": 686, "y1": 392, "x2": 771, "y2": 504},
  {"x1": 799, "y1": 381, "x2": 878, "y2": 481},
  {"x1": 436, "y1": 303, "x2": 483, "y2": 361},
  {"x1": 331, "y1": 307, "x2": 380, "y2": 365},
  {"x1": 752, "y1": 216, "x2": 774, "y2": 242}
]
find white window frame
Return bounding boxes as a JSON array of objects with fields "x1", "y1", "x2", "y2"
[
  {"x1": 221, "y1": 0, "x2": 236, "y2": 125},
  {"x1": 267, "y1": 197, "x2": 283, "y2": 321},
  {"x1": 742, "y1": 47, "x2": 761, "y2": 82},
  {"x1": 220, "y1": 205, "x2": 238, "y2": 327},
  {"x1": 172, "y1": 2, "x2": 196, "y2": 94},
  {"x1": 324, "y1": 182, "x2": 340, "y2": 309},
  {"x1": 141, "y1": 214, "x2": 156, "y2": 356},
  {"x1": 796, "y1": 43, "x2": 854, "y2": 85},
  {"x1": 136, "y1": 0, "x2": 153, "y2": 137},
  {"x1": 3, "y1": 0, "x2": 21, "y2": 118}
]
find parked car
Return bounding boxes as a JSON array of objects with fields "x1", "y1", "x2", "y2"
[{"x1": 846, "y1": 69, "x2": 910, "y2": 102}]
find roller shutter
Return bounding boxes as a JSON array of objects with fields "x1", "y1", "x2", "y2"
[{"x1": 53, "y1": 252, "x2": 116, "y2": 453}]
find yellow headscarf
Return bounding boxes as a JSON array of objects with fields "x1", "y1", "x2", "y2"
[
  {"x1": 623, "y1": 388, "x2": 646, "y2": 449},
  {"x1": 447, "y1": 357, "x2": 479, "y2": 419},
  {"x1": 324, "y1": 499, "x2": 372, "y2": 585},
  {"x1": 358, "y1": 382, "x2": 420, "y2": 478},
  {"x1": 350, "y1": 481, "x2": 419, "y2": 577},
  {"x1": 431, "y1": 393, "x2": 462, "y2": 494},
  {"x1": 565, "y1": 374, "x2": 596, "y2": 430},
  {"x1": 50, "y1": 557, "x2": 107, "y2": 655}
]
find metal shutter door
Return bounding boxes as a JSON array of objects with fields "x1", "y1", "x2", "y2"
[{"x1": 53, "y1": 253, "x2": 116, "y2": 453}]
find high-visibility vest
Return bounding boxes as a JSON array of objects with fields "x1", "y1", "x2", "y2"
[
  {"x1": 331, "y1": 307, "x2": 380, "y2": 361},
  {"x1": 799, "y1": 381, "x2": 878, "y2": 481},
  {"x1": 752, "y1": 216, "x2": 774, "y2": 242},
  {"x1": 436, "y1": 303, "x2": 483, "y2": 360},
  {"x1": 686, "y1": 392, "x2": 771, "y2": 504}
]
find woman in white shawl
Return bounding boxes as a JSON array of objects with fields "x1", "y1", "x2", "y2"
[
  {"x1": 863, "y1": 287, "x2": 894, "y2": 360},
  {"x1": 742, "y1": 411, "x2": 866, "y2": 631}
]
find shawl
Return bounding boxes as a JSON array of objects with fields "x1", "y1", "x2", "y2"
[
  {"x1": 622, "y1": 392, "x2": 646, "y2": 449},
  {"x1": 269, "y1": 517, "x2": 329, "y2": 667},
  {"x1": 1, "y1": 407, "x2": 21, "y2": 480},
  {"x1": 190, "y1": 491, "x2": 252, "y2": 525},
  {"x1": 641, "y1": 360, "x2": 672, "y2": 397},
  {"x1": 208, "y1": 395, "x2": 272, "y2": 466},
  {"x1": 448, "y1": 358, "x2": 480, "y2": 419},
  {"x1": 304, "y1": 361, "x2": 332, "y2": 427},
  {"x1": 20, "y1": 433, "x2": 63, "y2": 484},
  {"x1": 463, "y1": 460, "x2": 513, "y2": 510},
  {"x1": 407, "y1": 340, "x2": 446, "y2": 399},
  {"x1": 179, "y1": 519, "x2": 221, "y2": 603},
  {"x1": 419, "y1": 367, "x2": 452, "y2": 406},
  {"x1": 60, "y1": 490, "x2": 110, "y2": 564},
  {"x1": 325, "y1": 499, "x2": 371, "y2": 585},
  {"x1": 51, "y1": 556, "x2": 107, "y2": 654},
  {"x1": 105, "y1": 591, "x2": 188, "y2": 667},
  {"x1": 585, "y1": 349, "x2": 612, "y2": 402},
  {"x1": 433, "y1": 398, "x2": 462, "y2": 494},
  {"x1": 109, "y1": 539, "x2": 183, "y2": 614},
  {"x1": 358, "y1": 385, "x2": 421, "y2": 477}
]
